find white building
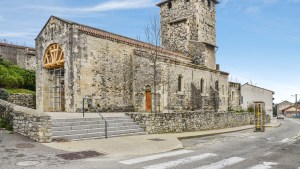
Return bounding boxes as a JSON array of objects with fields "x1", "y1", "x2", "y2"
[{"x1": 241, "y1": 83, "x2": 275, "y2": 117}]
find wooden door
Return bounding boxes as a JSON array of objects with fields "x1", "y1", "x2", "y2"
[{"x1": 146, "y1": 91, "x2": 152, "y2": 112}]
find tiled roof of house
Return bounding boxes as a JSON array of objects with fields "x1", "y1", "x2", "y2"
[
  {"x1": 242, "y1": 83, "x2": 275, "y2": 94},
  {"x1": 0, "y1": 42, "x2": 35, "y2": 51}
]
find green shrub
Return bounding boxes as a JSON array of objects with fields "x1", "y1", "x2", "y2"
[
  {"x1": 0, "y1": 117, "x2": 13, "y2": 131},
  {"x1": 0, "y1": 88, "x2": 9, "y2": 101},
  {"x1": 0, "y1": 56, "x2": 35, "y2": 91}
]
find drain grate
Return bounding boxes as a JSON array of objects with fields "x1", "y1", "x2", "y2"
[
  {"x1": 148, "y1": 138, "x2": 166, "y2": 142},
  {"x1": 16, "y1": 143, "x2": 36, "y2": 149},
  {"x1": 56, "y1": 151, "x2": 105, "y2": 160}
]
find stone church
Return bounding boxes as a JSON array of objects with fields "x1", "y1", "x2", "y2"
[{"x1": 35, "y1": 0, "x2": 229, "y2": 113}]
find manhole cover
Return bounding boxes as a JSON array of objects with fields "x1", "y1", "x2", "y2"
[
  {"x1": 148, "y1": 138, "x2": 166, "y2": 142},
  {"x1": 16, "y1": 154, "x2": 26, "y2": 158},
  {"x1": 56, "y1": 151, "x2": 105, "y2": 160},
  {"x1": 16, "y1": 143, "x2": 36, "y2": 148},
  {"x1": 16, "y1": 161, "x2": 40, "y2": 166}
]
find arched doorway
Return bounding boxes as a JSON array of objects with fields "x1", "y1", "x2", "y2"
[{"x1": 43, "y1": 43, "x2": 65, "y2": 112}]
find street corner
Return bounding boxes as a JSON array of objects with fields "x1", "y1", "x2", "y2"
[{"x1": 265, "y1": 122, "x2": 281, "y2": 128}]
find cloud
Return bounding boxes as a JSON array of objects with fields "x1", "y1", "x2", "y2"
[
  {"x1": 288, "y1": 0, "x2": 300, "y2": 2},
  {"x1": 263, "y1": 0, "x2": 278, "y2": 4},
  {"x1": 246, "y1": 7, "x2": 260, "y2": 14},
  {"x1": 0, "y1": 32, "x2": 36, "y2": 38},
  {"x1": 25, "y1": 0, "x2": 156, "y2": 14}
]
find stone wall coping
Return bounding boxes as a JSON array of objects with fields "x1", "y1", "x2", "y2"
[
  {"x1": 126, "y1": 112, "x2": 251, "y2": 115},
  {"x1": 9, "y1": 93, "x2": 35, "y2": 96},
  {"x1": 14, "y1": 105, "x2": 49, "y2": 117},
  {"x1": 0, "y1": 99, "x2": 48, "y2": 117}
]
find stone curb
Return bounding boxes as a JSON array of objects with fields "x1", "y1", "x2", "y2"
[
  {"x1": 265, "y1": 122, "x2": 281, "y2": 128},
  {"x1": 177, "y1": 126, "x2": 254, "y2": 140}
]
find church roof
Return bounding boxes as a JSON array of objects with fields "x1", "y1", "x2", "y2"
[
  {"x1": 36, "y1": 16, "x2": 229, "y2": 75},
  {"x1": 44, "y1": 16, "x2": 188, "y2": 60}
]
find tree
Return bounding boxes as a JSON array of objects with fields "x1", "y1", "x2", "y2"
[{"x1": 143, "y1": 14, "x2": 161, "y2": 113}]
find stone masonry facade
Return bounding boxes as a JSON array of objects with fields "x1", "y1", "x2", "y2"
[
  {"x1": 228, "y1": 82, "x2": 242, "y2": 111},
  {"x1": 8, "y1": 93, "x2": 36, "y2": 109},
  {"x1": 0, "y1": 42, "x2": 36, "y2": 70},
  {"x1": 158, "y1": 0, "x2": 217, "y2": 70},
  {"x1": 36, "y1": 0, "x2": 231, "y2": 114}
]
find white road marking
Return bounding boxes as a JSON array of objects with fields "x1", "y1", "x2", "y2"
[
  {"x1": 143, "y1": 153, "x2": 217, "y2": 169},
  {"x1": 263, "y1": 152, "x2": 273, "y2": 156},
  {"x1": 196, "y1": 157, "x2": 245, "y2": 169},
  {"x1": 279, "y1": 138, "x2": 290, "y2": 143},
  {"x1": 288, "y1": 118, "x2": 300, "y2": 125},
  {"x1": 248, "y1": 162, "x2": 278, "y2": 169},
  {"x1": 119, "y1": 150, "x2": 194, "y2": 165}
]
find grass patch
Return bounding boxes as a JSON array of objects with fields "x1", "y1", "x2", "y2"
[{"x1": 6, "y1": 88, "x2": 35, "y2": 95}]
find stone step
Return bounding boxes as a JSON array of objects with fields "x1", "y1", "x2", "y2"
[
  {"x1": 52, "y1": 124, "x2": 141, "y2": 131},
  {"x1": 52, "y1": 129, "x2": 146, "y2": 140},
  {"x1": 52, "y1": 119, "x2": 135, "y2": 127},
  {"x1": 52, "y1": 125, "x2": 143, "y2": 135},
  {"x1": 52, "y1": 116, "x2": 131, "y2": 123}
]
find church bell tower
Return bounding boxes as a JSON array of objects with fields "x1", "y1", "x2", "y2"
[{"x1": 157, "y1": 0, "x2": 219, "y2": 70}]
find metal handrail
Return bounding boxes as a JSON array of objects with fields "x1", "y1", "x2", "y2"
[{"x1": 82, "y1": 97, "x2": 108, "y2": 138}]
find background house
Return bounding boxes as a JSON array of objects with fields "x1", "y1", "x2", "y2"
[
  {"x1": 0, "y1": 42, "x2": 36, "y2": 70},
  {"x1": 276, "y1": 101, "x2": 293, "y2": 115},
  {"x1": 241, "y1": 83, "x2": 274, "y2": 117},
  {"x1": 282, "y1": 105, "x2": 300, "y2": 117}
]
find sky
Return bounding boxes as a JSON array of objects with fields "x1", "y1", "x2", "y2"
[{"x1": 0, "y1": 0, "x2": 299, "y2": 104}]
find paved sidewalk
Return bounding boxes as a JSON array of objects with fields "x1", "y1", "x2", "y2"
[{"x1": 43, "y1": 125, "x2": 255, "y2": 157}]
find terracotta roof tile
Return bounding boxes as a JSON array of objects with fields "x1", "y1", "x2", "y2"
[{"x1": 0, "y1": 42, "x2": 35, "y2": 52}]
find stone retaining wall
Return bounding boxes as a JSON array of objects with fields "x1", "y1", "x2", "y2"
[
  {"x1": 127, "y1": 111, "x2": 256, "y2": 134},
  {"x1": 8, "y1": 94, "x2": 36, "y2": 109},
  {"x1": 0, "y1": 99, "x2": 51, "y2": 143}
]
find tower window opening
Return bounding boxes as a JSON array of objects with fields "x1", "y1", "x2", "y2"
[{"x1": 168, "y1": 2, "x2": 172, "y2": 9}]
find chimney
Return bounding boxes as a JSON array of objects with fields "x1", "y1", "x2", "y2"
[{"x1": 216, "y1": 64, "x2": 220, "y2": 71}]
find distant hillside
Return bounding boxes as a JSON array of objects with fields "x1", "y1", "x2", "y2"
[{"x1": 0, "y1": 56, "x2": 35, "y2": 91}]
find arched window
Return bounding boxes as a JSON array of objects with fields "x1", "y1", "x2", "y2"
[
  {"x1": 207, "y1": 0, "x2": 211, "y2": 7},
  {"x1": 200, "y1": 78, "x2": 204, "y2": 94},
  {"x1": 215, "y1": 80, "x2": 219, "y2": 91},
  {"x1": 43, "y1": 43, "x2": 64, "y2": 69},
  {"x1": 178, "y1": 75, "x2": 183, "y2": 92}
]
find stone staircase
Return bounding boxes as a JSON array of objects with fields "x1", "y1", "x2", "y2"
[{"x1": 51, "y1": 116, "x2": 147, "y2": 141}]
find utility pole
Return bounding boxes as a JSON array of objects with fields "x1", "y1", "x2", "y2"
[{"x1": 296, "y1": 94, "x2": 298, "y2": 115}]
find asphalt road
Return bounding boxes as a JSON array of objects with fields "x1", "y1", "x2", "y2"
[{"x1": 1, "y1": 118, "x2": 299, "y2": 169}]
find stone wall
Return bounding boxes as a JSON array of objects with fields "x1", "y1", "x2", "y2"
[
  {"x1": 127, "y1": 111, "x2": 253, "y2": 134},
  {"x1": 8, "y1": 94, "x2": 36, "y2": 109},
  {"x1": 0, "y1": 99, "x2": 51, "y2": 143},
  {"x1": 0, "y1": 42, "x2": 36, "y2": 70}
]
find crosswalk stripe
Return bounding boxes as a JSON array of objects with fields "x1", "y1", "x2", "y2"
[
  {"x1": 248, "y1": 162, "x2": 278, "y2": 169},
  {"x1": 279, "y1": 138, "x2": 290, "y2": 143},
  {"x1": 143, "y1": 153, "x2": 217, "y2": 169},
  {"x1": 119, "y1": 150, "x2": 194, "y2": 165},
  {"x1": 196, "y1": 157, "x2": 245, "y2": 169}
]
